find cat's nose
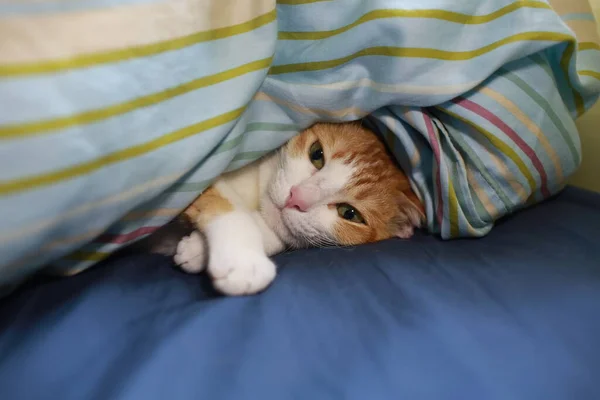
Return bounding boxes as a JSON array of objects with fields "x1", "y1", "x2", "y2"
[
  {"x1": 285, "y1": 186, "x2": 309, "y2": 212},
  {"x1": 284, "y1": 185, "x2": 318, "y2": 212}
]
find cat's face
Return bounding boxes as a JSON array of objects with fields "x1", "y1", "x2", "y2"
[{"x1": 261, "y1": 122, "x2": 424, "y2": 248}]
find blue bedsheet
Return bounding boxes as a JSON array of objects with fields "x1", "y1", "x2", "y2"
[{"x1": 1, "y1": 186, "x2": 599, "y2": 400}]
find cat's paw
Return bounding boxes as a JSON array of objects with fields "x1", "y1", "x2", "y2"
[
  {"x1": 174, "y1": 231, "x2": 206, "y2": 273},
  {"x1": 209, "y1": 250, "x2": 276, "y2": 296}
]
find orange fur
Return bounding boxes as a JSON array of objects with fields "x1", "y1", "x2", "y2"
[
  {"x1": 183, "y1": 186, "x2": 233, "y2": 228},
  {"x1": 287, "y1": 122, "x2": 424, "y2": 246}
]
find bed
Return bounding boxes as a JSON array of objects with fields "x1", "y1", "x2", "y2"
[
  {"x1": 2, "y1": 0, "x2": 600, "y2": 398},
  {"x1": 1, "y1": 186, "x2": 599, "y2": 400}
]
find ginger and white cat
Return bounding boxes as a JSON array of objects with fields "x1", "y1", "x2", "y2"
[{"x1": 173, "y1": 122, "x2": 424, "y2": 296}]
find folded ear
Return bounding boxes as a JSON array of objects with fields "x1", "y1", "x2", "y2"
[{"x1": 393, "y1": 191, "x2": 425, "y2": 239}]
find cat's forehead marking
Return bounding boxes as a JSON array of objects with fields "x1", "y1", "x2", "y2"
[
  {"x1": 287, "y1": 122, "x2": 383, "y2": 160},
  {"x1": 285, "y1": 122, "x2": 407, "y2": 198},
  {"x1": 330, "y1": 151, "x2": 349, "y2": 162},
  {"x1": 318, "y1": 159, "x2": 355, "y2": 190}
]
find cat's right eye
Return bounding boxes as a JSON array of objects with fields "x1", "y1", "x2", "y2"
[
  {"x1": 336, "y1": 203, "x2": 366, "y2": 224},
  {"x1": 309, "y1": 141, "x2": 325, "y2": 170}
]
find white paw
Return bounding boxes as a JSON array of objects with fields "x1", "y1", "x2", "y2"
[
  {"x1": 174, "y1": 231, "x2": 206, "y2": 273},
  {"x1": 209, "y1": 250, "x2": 277, "y2": 296}
]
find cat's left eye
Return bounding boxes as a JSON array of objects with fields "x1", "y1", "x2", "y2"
[
  {"x1": 309, "y1": 141, "x2": 325, "y2": 170},
  {"x1": 336, "y1": 203, "x2": 366, "y2": 224}
]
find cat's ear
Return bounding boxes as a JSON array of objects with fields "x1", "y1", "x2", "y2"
[{"x1": 393, "y1": 191, "x2": 425, "y2": 239}]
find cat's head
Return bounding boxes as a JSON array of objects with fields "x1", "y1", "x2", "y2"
[{"x1": 261, "y1": 122, "x2": 424, "y2": 248}]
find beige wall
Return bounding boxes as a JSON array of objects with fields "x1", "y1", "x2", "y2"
[{"x1": 569, "y1": 1, "x2": 600, "y2": 192}]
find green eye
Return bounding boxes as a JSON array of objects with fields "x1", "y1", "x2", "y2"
[
  {"x1": 309, "y1": 141, "x2": 325, "y2": 170},
  {"x1": 336, "y1": 203, "x2": 365, "y2": 224}
]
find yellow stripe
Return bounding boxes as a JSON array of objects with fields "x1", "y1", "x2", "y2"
[
  {"x1": 269, "y1": 31, "x2": 574, "y2": 74},
  {"x1": 447, "y1": 140, "x2": 483, "y2": 236},
  {"x1": 3, "y1": 229, "x2": 105, "y2": 272},
  {"x1": 427, "y1": 119, "x2": 460, "y2": 237},
  {"x1": 1, "y1": 0, "x2": 275, "y2": 65},
  {"x1": 447, "y1": 176, "x2": 460, "y2": 238},
  {"x1": 67, "y1": 250, "x2": 110, "y2": 262},
  {"x1": 466, "y1": 169, "x2": 499, "y2": 219},
  {"x1": 380, "y1": 114, "x2": 422, "y2": 166},
  {"x1": 277, "y1": 0, "x2": 330, "y2": 4},
  {"x1": 488, "y1": 149, "x2": 530, "y2": 202},
  {"x1": 0, "y1": 10, "x2": 276, "y2": 77},
  {"x1": 559, "y1": 42, "x2": 586, "y2": 117},
  {"x1": 279, "y1": 2, "x2": 552, "y2": 40},
  {"x1": 579, "y1": 70, "x2": 600, "y2": 79},
  {"x1": 402, "y1": 109, "x2": 415, "y2": 126},
  {"x1": 0, "y1": 58, "x2": 271, "y2": 138},
  {"x1": 479, "y1": 86, "x2": 564, "y2": 181},
  {"x1": 0, "y1": 107, "x2": 245, "y2": 196},
  {"x1": 6, "y1": 207, "x2": 179, "y2": 269},
  {"x1": 440, "y1": 108, "x2": 538, "y2": 193},
  {"x1": 0, "y1": 173, "x2": 182, "y2": 245},
  {"x1": 579, "y1": 41, "x2": 600, "y2": 50}
]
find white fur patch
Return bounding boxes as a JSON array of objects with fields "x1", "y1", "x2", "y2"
[
  {"x1": 211, "y1": 249, "x2": 276, "y2": 296},
  {"x1": 174, "y1": 231, "x2": 206, "y2": 273},
  {"x1": 204, "y1": 211, "x2": 277, "y2": 295}
]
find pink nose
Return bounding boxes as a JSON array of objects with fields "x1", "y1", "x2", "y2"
[{"x1": 285, "y1": 185, "x2": 317, "y2": 212}]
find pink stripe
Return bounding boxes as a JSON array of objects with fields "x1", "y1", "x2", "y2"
[
  {"x1": 96, "y1": 226, "x2": 160, "y2": 244},
  {"x1": 423, "y1": 112, "x2": 444, "y2": 227},
  {"x1": 453, "y1": 97, "x2": 550, "y2": 198}
]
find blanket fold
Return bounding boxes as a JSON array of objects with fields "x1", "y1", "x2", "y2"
[{"x1": 0, "y1": 0, "x2": 598, "y2": 282}]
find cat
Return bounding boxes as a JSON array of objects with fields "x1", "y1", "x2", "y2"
[{"x1": 170, "y1": 122, "x2": 424, "y2": 296}]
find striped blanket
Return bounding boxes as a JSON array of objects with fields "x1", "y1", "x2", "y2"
[{"x1": 0, "y1": 0, "x2": 599, "y2": 284}]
